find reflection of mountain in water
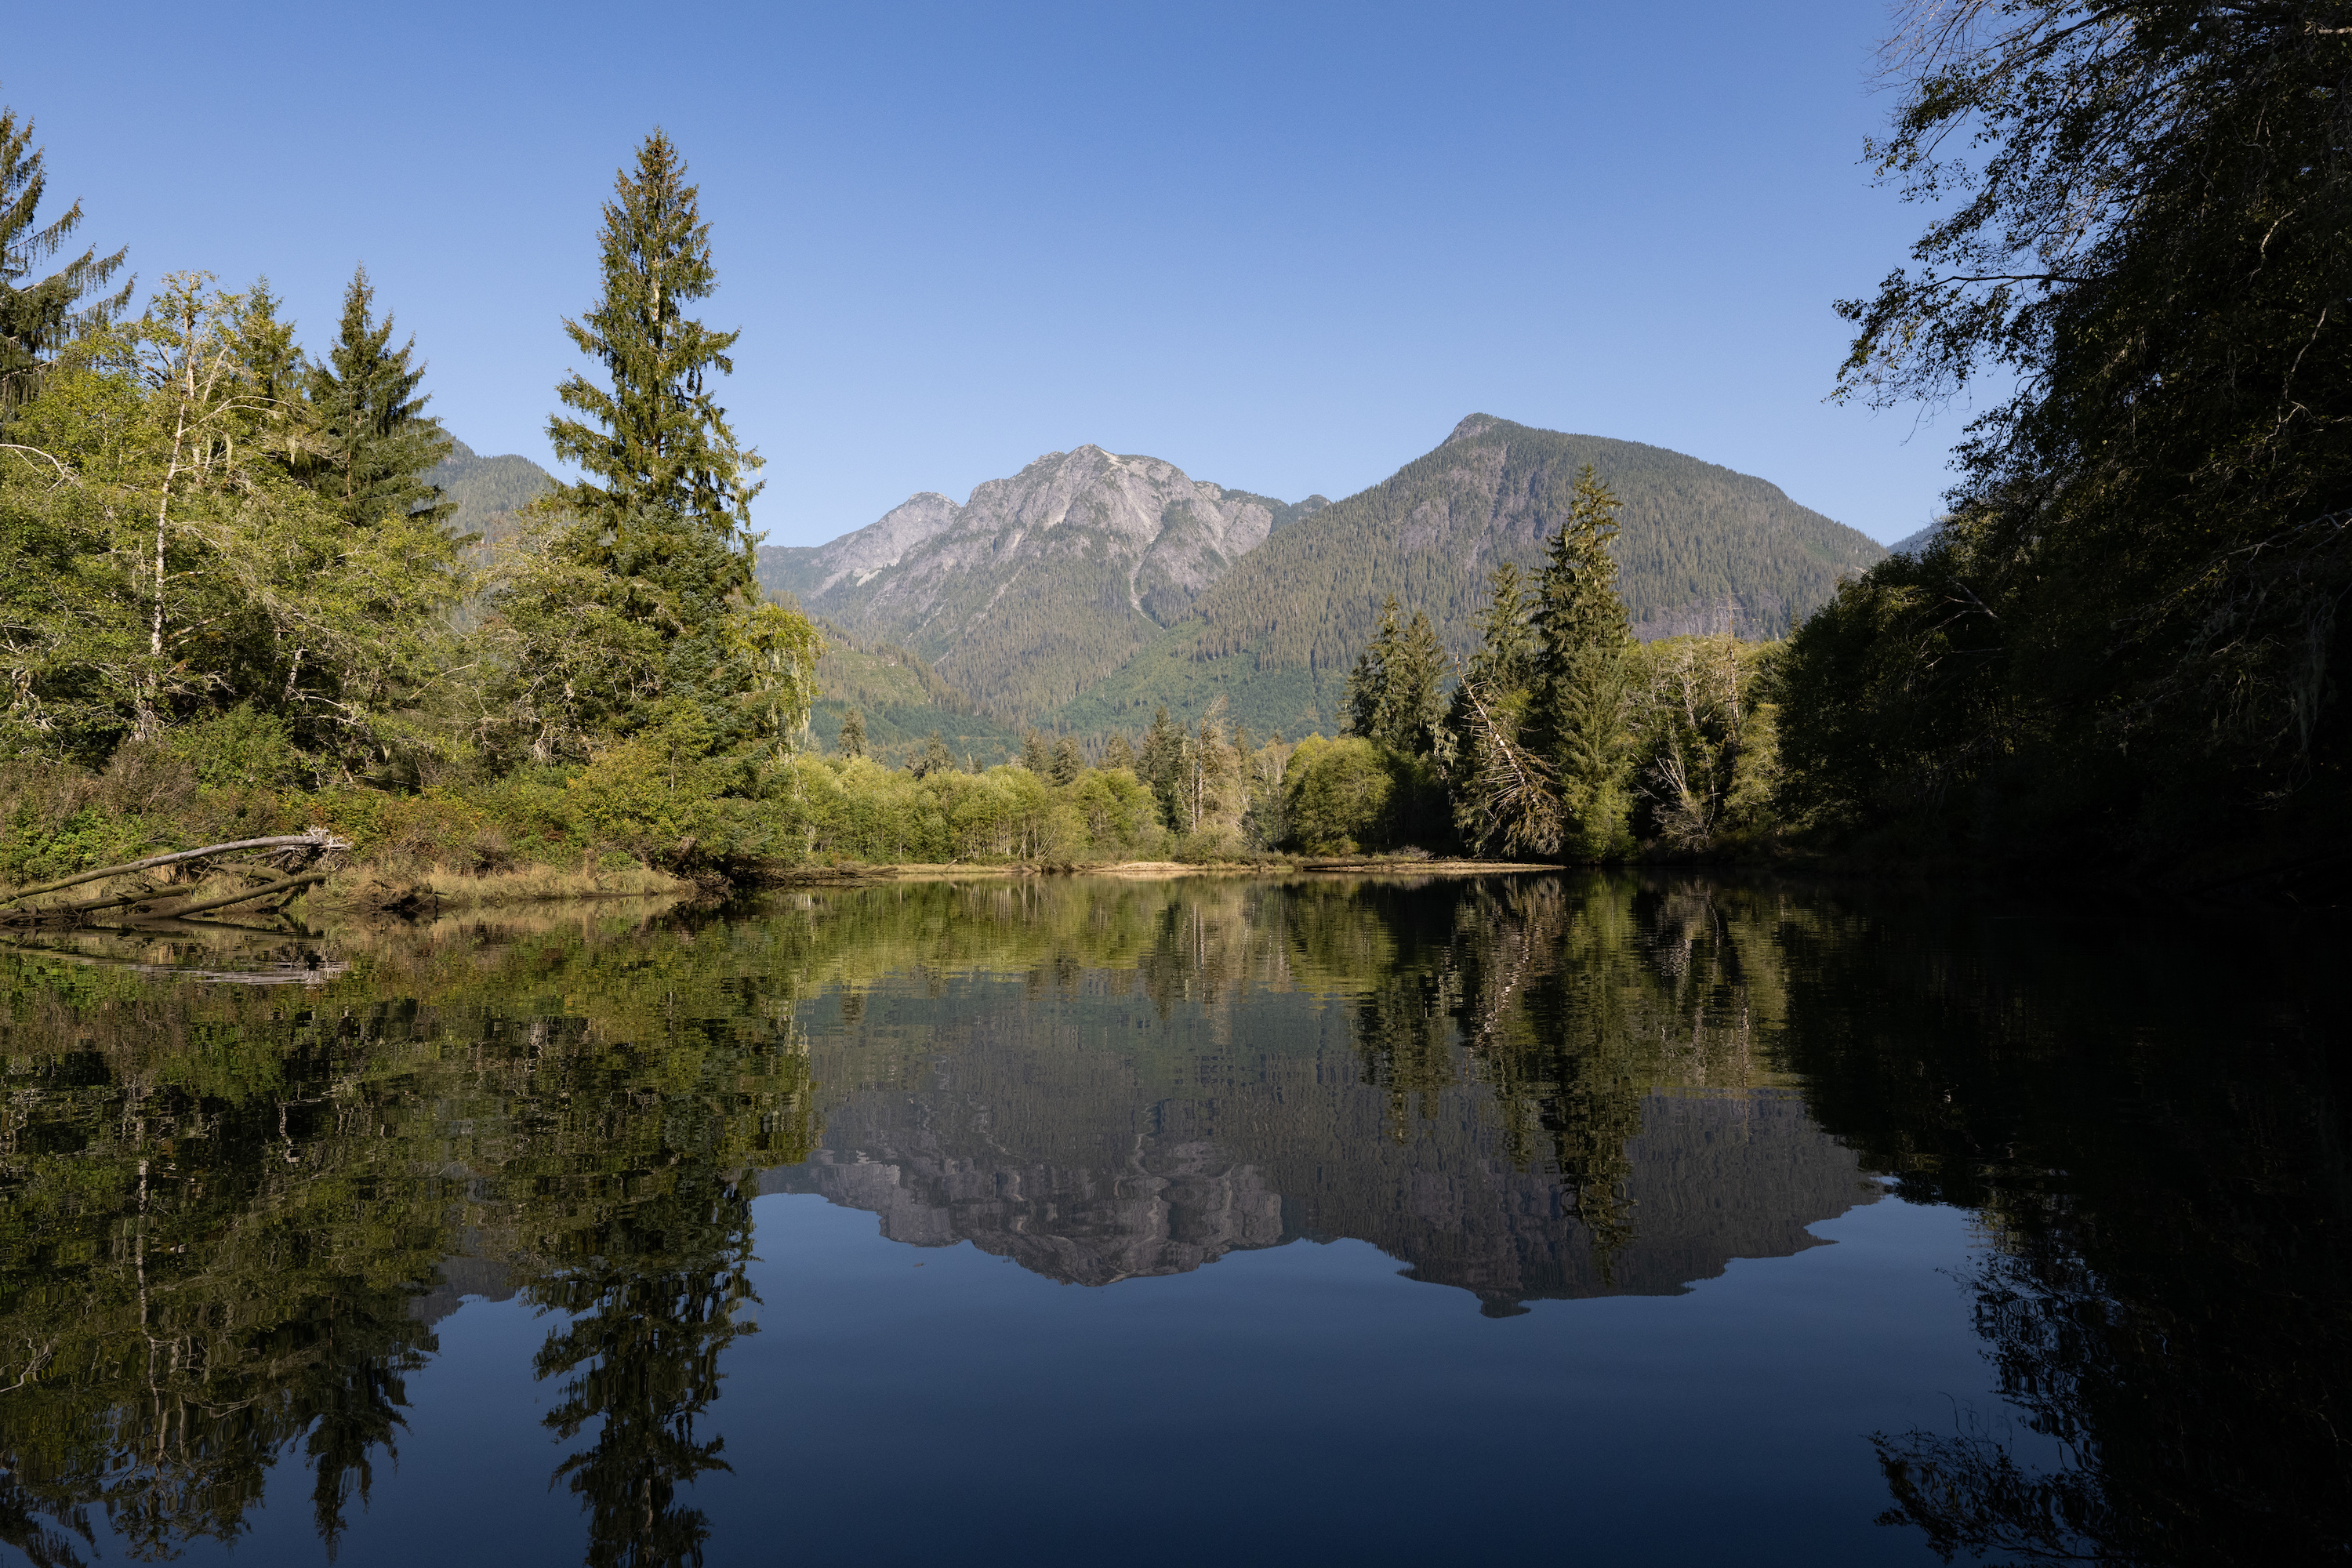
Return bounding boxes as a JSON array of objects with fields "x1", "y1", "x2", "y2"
[{"x1": 761, "y1": 972, "x2": 1882, "y2": 1312}]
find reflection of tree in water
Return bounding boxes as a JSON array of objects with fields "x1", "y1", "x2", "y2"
[
  {"x1": 1771, "y1": 899, "x2": 2352, "y2": 1566},
  {"x1": 1327, "y1": 875, "x2": 1783, "y2": 1265},
  {"x1": 0, "y1": 910, "x2": 818, "y2": 1566},
  {"x1": 532, "y1": 1169, "x2": 758, "y2": 1568}
]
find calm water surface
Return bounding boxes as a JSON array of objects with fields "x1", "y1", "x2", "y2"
[{"x1": 0, "y1": 873, "x2": 2341, "y2": 1566}]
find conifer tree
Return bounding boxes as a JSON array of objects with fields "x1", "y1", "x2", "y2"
[
  {"x1": 0, "y1": 103, "x2": 129, "y2": 422},
  {"x1": 1138, "y1": 706, "x2": 1184, "y2": 826},
  {"x1": 1530, "y1": 463, "x2": 1635, "y2": 858},
  {"x1": 1344, "y1": 595, "x2": 1444, "y2": 757},
  {"x1": 307, "y1": 265, "x2": 453, "y2": 530},
  {"x1": 489, "y1": 130, "x2": 818, "y2": 762},
  {"x1": 1048, "y1": 735, "x2": 1082, "y2": 785},
  {"x1": 911, "y1": 731, "x2": 955, "y2": 779},
  {"x1": 1021, "y1": 727, "x2": 1051, "y2": 775},
  {"x1": 837, "y1": 706, "x2": 866, "y2": 760},
  {"x1": 1100, "y1": 731, "x2": 1137, "y2": 772}
]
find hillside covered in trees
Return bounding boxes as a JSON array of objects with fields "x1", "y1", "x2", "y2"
[
  {"x1": 760, "y1": 416, "x2": 1880, "y2": 739},
  {"x1": 1053, "y1": 416, "x2": 1884, "y2": 738}
]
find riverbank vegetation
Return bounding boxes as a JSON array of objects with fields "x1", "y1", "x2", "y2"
[{"x1": 8, "y1": 0, "x2": 2348, "y2": 895}]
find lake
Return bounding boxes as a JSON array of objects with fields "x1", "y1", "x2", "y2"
[{"x1": 0, "y1": 872, "x2": 2341, "y2": 1566}]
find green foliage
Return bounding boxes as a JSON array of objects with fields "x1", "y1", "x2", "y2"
[
  {"x1": 0, "y1": 271, "x2": 466, "y2": 776},
  {"x1": 484, "y1": 131, "x2": 818, "y2": 768},
  {"x1": 1792, "y1": 4, "x2": 2352, "y2": 864},
  {"x1": 304, "y1": 265, "x2": 453, "y2": 531},
  {"x1": 169, "y1": 702, "x2": 302, "y2": 789},
  {"x1": 0, "y1": 103, "x2": 130, "y2": 422},
  {"x1": 1343, "y1": 596, "x2": 1444, "y2": 757},
  {"x1": 1628, "y1": 635, "x2": 1783, "y2": 852},
  {"x1": 1278, "y1": 735, "x2": 1443, "y2": 855}
]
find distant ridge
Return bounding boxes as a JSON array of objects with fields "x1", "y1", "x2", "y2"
[
  {"x1": 754, "y1": 446, "x2": 1323, "y2": 719},
  {"x1": 1047, "y1": 415, "x2": 1887, "y2": 738},
  {"x1": 426, "y1": 437, "x2": 555, "y2": 549}
]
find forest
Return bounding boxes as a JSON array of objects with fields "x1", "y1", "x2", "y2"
[{"x1": 3, "y1": 0, "x2": 2346, "y2": 891}]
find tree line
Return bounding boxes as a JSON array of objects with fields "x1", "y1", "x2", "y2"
[{"x1": 1, "y1": 119, "x2": 820, "y2": 862}]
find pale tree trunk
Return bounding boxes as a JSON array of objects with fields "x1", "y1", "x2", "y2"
[{"x1": 139, "y1": 394, "x2": 192, "y2": 742}]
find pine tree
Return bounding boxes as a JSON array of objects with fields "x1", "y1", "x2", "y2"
[
  {"x1": 0, "y1": 103, "x2": 130, "y2": 422},
  {"x1": 1530, "y1": 463, "x2": 1635, "y2": 859},
  {"x1": 307, "y1": 265, "x2": 453, "y2": 530},
  {"x1": 489, "y1": 130, "x2": 818, "y2": 763},
  {"x1": 837, "y1": 706, "x2": 866, "y2": 760}
]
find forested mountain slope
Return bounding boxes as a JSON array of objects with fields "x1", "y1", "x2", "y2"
[
  {"x1": 803, "y1": 618, "x2": 1025, "y2": 764},
  {"x1": 1051, "y1": 415, "x2": 1886, "y2": 738},
  {"x1": 754, "y1": 446, "x2": 1327, "y2": 718},
  {"x1": 426, "y1": 438, "x2": 555, "y2": 549}
]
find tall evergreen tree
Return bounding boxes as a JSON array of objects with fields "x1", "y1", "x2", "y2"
[
  {"x1": 1529, "y1": 463, "x2": 1635, "y2": 859},
  {"x1": 1138, "y1": 705, "x2": 1185, "y2": 826},
  {"x1": 488, "y1": 130, "x2": 818, "y2": 763},
  {"x1": 1344, "y1": 595, "x2": 1445, "y2": 757},
  {"x1": 307, "y1": 266, "x2": 453, "y2": 531},
  {"x1": 0, "y1": 104, "x2": 129, "y2": 423},
  {"x1": 1048, "y1": 735, "x2": 1083, "y2": 786},
  {"x1": 837, "y1": 706, "x2": 866, "y2": 760}
]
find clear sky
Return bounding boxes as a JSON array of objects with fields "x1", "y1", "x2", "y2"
[{"x1": 8, "y1": 1, "x2": 1974, "y2": 546}]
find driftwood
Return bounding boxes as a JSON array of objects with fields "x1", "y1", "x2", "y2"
[{"x1": 0, "y1": 829, "x2": 349, "y2": 927}]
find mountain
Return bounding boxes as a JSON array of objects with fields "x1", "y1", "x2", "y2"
[
  {"x1": 801, "y1": 615, "x2": 1026, "y2": 764},
  {"x1": 755, "y1": 446, "x2": 1328, "y2": 718},
  {"x1": 1049, "y1": 415, "x2": 1888, "y2": 739},
  {"x1": 426, "y1": 437, "x2": 555, "y2": 549},
  {"x1": 1888, "y1": 519, "x2": 1944, "y2": 556}
]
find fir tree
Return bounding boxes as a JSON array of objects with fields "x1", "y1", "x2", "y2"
[
  {"x1": 1530, "y1": 463, "x2": 1635, "y2": 858},
  {"x1": 1100, "y1": 731, "x2": 1137, "y2": 771},
  {"x1": 489, "y1": 130, "x2": 818, "y2": 763},
  {"x1": 1344, "y1": 595, "x2": 1444, "y2": 757},
  {"x1": 1048, "y1": 735, "x2": 1082, "y2": 785},
  {"x1": 1138, "y1": 706, "x2": 1184, "y2": 826},
  {"x1": 307, "y1": 265, "x2": 453, "y2": 530},
  {"x1": 837, "y1": 706, "x2": 866, "y2": 759},
  {"x1": 0, "y1": 103, "x2": 129, "y2": 422},
  {"x1": 1021, "y1": 727, "x2": 1051, "y2": 774}
]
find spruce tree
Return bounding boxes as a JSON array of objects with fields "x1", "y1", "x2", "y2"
[
  {"x1": 1100, "y1": 731, "x2": 1137, "y2": 771},
  {"x1": 1021, "y1": 727, "x2": 1051, "y2": 774},
  {"x1": 1530, "y1": 463, "x2": 1635, "y2": 859},
  {"x1": 491, "y1": 129, "x2": 818, "y2": 762},
  {"x1": 1048, "y1": 735, "x2": 1083, "y2": 785},
  {"x1": 307, "y1": 265, "x2": 453, "y2": 530},
  {"x1": 0, "y1": 103, "x2": 129, "y2": 422},
  {"x1": 837, "y1": 706, "x2": 866, "y2": 760}
]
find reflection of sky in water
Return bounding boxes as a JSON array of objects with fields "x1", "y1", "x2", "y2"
[{"x1": 154, "y1": 1196, "x2": 2027, "y2": 1568}]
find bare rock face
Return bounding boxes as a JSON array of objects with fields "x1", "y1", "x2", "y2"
[{"x1": 757, "y1": 446, "x2": 1288, "y2": 717}]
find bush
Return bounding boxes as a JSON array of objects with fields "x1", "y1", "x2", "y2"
[{"x1": 170, "y1": 705, "x2": 304, "y2": 790}]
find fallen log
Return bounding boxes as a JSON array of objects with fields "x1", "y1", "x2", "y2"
[
  {"x1": 0, "y1": 829, "x2": 350, "y2": 909},
  {"x1": 147, "y1": 871, "x2": 330, "y2": 920}
]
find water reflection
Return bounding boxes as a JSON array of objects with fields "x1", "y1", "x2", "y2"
[{"x1": 0, "y1": 876, "x2": 2339, "y2": 1566}]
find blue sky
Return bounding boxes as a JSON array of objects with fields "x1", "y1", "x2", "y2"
[{"x1": 9, "y1": 1, "x2": 1971, "y2": 546}]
